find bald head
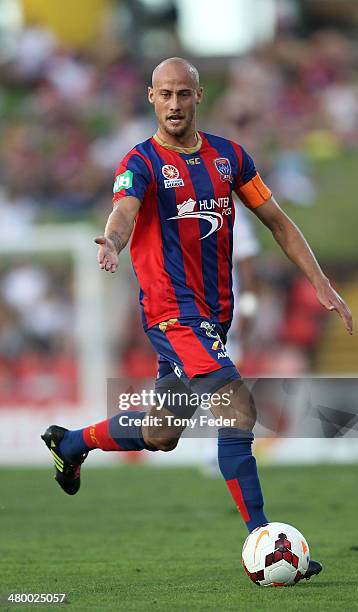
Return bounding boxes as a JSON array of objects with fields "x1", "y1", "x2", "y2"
[
  {"x1": 152, "y1": 57, "x2": 200, "y2": 89},
  {"x1": 148, "y1": 57, "x2": 203, "y2": 143}
]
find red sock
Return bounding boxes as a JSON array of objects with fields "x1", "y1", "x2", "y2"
[{"x1": 83, "y1": 419, "x2": 122, "y2": 451}]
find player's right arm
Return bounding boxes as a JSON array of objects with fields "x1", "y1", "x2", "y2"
[
  {"x1": 95, "y1": 196, "x2": 141, "y2": 273},
  {"x1": 95, "y1": 149, "x2": 153, "y2": 273}
]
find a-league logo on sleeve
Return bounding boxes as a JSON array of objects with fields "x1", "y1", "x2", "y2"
[{"x1": 113, "y1": 170, "x2": 133, "y2": 193}]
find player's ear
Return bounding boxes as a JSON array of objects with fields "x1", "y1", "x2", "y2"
[
  {"x1": 196, "y1": 87, "x2": 204, "y2": 105},
  {"x1": 148, "y1": 86, "x2": 154, "y2": 104}
]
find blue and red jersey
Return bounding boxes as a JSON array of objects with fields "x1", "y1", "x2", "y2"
[{"x1": 112, "y1": 131, "x2": 271, "y2": 331}]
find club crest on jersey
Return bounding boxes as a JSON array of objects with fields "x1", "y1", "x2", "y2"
[
  {"x1": 162, "y1": 164, "x2": 184, "y2": 188},
  {"x1": 214, "y1": 157, "x2": 233, "y2": 183}
]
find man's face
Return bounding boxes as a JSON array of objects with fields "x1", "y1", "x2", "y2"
[{"x1": 148, "y1": 63, "x2": 203, "y2": 138}]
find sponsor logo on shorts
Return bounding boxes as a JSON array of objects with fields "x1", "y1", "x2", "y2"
[
  {"x1": 173, "y1": 363, "x2": 183, "y2": 378},
  {"x1": 201, "y1": 321, "x2": 218, "y2": 339},
  {"x1": 213, "y1": 157, "x2": 233, "y2": 183},
  {"x1": 113, "y1": 170, "x2": 133, "y2": 192},
  {"x1": 212, "y1": 340, "x2": 226, "y2": 356},
  {"x1": 162, "y1": 165, "x2": 184, "y2": 188},
  {"x1": 167, "y1": 197, "x2": 231, "y2": 240},
  {"x1": 201, "y1": 321, "x2": 226, "y2": 353},
  {"x1": 158, "y1": 318, "x2": 178, "y2": 333}
]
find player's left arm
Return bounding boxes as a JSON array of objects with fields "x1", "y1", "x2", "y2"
[{"x1": 253, "y1": 197, "x2": 353, "y2": 335}]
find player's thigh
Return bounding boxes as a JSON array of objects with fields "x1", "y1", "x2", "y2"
[
  {"x1": 155, "y1": 358, "x2": 197, "y2": 418},
  {"x1": 142, "y1": 360, "x2": 195, "y2": 448}
]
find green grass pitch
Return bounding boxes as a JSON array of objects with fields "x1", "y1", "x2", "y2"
[{"x1": 0, "y1": 463, "x2": 357, "y2": 611}]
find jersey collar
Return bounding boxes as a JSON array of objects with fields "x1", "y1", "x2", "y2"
[{"x1": 153, "y1": 131, "x2": 202, "y2": 154}]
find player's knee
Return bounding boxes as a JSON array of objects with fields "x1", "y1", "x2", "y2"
[
  {"x1": 145, "y1": 435, "x2": 178, "y2": 452},
  {"x1": 154, "y1": 438, "x2": 178, "y2": 453},
  {"x1": 215, "y1": 379, "x2": 257, "y2": 431},
  {"x1": 157, "y1": 437, "x2": 178, "y2": 452}
]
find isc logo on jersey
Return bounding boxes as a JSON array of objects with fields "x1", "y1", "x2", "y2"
[
  {"x1": 167, "y1": 197, "x2": 232, "y2": 240},
  {"x1": 113, "y1": 170, "x2": 133, "y2": 192},
  {"x1": 162, "y1": 165, "x2": 184, "y2": 188}
]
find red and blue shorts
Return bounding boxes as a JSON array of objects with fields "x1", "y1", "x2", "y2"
[{"x1": 146, "y1": 318, "x2": 240, "y2": 412}]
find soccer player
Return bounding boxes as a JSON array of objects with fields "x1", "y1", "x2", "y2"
[{"x1": 42, "y1": 58, "x2": 352, "y2": 581}]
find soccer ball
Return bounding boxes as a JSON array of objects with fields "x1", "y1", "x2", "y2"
[{"x1": 242, "y1": 522, "x2": 310, "y2": 586}]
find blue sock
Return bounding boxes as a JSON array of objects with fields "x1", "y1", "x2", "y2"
[
  {"x1": 59, "y1": 428, "x2": 89, "y2": 461},
  {"x1": 218, "y1": 427, "x2": 268, "y2": 532},
  {"x1": 59, "y1": 411, "x2": 156, "y2": 461}
]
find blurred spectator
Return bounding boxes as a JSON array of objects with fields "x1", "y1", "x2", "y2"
[
  {"x1": 0, "y1": 187, "x2": 38, "y2": 233},
  {"x1": 14, "y1": 26, "x2": 56, "y2": 79},
  {"x1": 1, "y1": 24, "x2": 357, "y2": 231},
  {"x1": 0, "y1": 261, "x2": 77, "y2": 406}
]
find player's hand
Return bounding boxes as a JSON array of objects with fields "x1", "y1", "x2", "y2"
[
  {"x1": 94, "y1": 236, "x2": 119, "y2": 273},
  {"x1": 316, "y1": 281, "x2": 353, "y2": 335}
]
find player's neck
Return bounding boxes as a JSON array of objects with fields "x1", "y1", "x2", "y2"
[{"x1": 154, "y1": 128, "x2": 202, "y2": 153}]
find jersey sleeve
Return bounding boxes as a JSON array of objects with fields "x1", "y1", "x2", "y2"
[
  {"x1": 234, "y1": 146, "x2": 272, "y2": 210},
  {"x1": 112, "y1": 150, "x2": 153, "y2": 205}
]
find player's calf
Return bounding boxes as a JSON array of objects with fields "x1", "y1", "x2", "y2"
[
  {"x1": 208, "y1": 379, "x2": 267, "y2": 532},
  {"x1": 210, "y1": 378, "x2": 256, "y2": 431}
]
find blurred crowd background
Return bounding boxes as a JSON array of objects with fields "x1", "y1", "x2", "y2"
[{"x1": 0, "y1": 0, "x2": 357, "y2": 408}]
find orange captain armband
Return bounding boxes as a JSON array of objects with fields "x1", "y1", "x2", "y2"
[{"x1": 236, "y1": 173, "x2": 272, "y2": 209}]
